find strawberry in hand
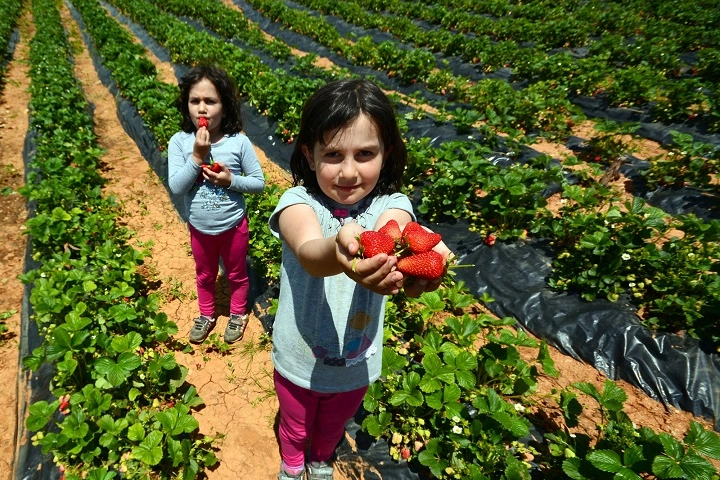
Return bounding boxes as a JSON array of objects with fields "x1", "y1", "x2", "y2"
[
  {"x1": 205, "y1": 159, "x2": 222, "y2": 173},
  {"x1": 358, "y1": 231, "x2": 396, "y2": 258},
  {"x1": 198, "y1": 117, "x2": 208, "y2": 129},
  {"x1": 378, "y1": 219, "x2": 402, "y2": 242},
  {"x1": 401, "y1": 221, "x2": 442, "y2": 253},
  {"x1": 397, "y1": 250, "x2": 446, "y2": 280}
]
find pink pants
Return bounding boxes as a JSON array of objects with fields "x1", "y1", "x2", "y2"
[
  {"x1": 188, "y1": 217, "x2": 249, "y2": 317},
  {"x1": 274, "y1": 370, "x2": 367, "y2": 467}
]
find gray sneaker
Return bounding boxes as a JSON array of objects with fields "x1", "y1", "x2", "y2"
[
  {"x1": 224, "y1": 314, "x2": 248, "y2": 343},
  {"x1": 306, "y1": 461, "x2": 333, "y2": 480},
  {"x1": 277, "y1": 464, "x2": 305, "y2": 480},
  {"x1": 189, "y1": 316, "x2": 214, "y2": 343}
]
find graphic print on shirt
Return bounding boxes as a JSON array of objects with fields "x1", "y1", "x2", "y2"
[
  {"x1": 311, "y1": 310, "x2": 377, "y2": 367},
  {"x1": 199, "y1": 184, "x2": 230, "y2": 211}
]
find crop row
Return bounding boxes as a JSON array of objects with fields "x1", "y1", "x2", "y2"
[{"x1": 17, "y1": 0, "x2": 217, "y2": 477}]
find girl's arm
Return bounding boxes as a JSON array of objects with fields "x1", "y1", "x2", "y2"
[
  {"x1": 278, "y1": 203, "x2": 404, "y2": 295},
  {"x1": 167, "y1": 133, "x2": 203, "y2": 195}
]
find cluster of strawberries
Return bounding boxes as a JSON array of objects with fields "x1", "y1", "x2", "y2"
[{"x1": 357, "y1": 220, "x2": 446, "y2": 281}]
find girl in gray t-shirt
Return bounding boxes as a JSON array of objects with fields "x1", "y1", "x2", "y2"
[{"x1": 269, "y1": 79, "x2": 449, "y2": 480}]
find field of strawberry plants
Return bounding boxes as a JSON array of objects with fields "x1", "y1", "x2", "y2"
[{"x1": 5, "y1": 0, "x2": 720, "y2": 478}]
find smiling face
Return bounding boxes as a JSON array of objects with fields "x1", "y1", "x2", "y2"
[
  {"x1": 188, "y1": 78, "x2": 223, "y2": 138},
  {"x1": 302, "y1": 113, "x2": 386, "y2": 205}
]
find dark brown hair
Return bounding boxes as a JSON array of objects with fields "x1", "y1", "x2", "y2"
[
  {"x1": 290, "y1": 79, "x2": 407, "y2": 196},
  {"x1": 176, "y1": 65, "x2": 244, "y2": 135}
]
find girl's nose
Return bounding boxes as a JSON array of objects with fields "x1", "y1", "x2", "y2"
[{"x1": 339, "y1": 158, "x2": 357, "y2": 179}]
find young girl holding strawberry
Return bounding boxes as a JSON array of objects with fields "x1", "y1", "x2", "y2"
[
  {"x1": 268, "y1": 78, "x2": 450, "y2": 479},
  {"x1": 168, "y1": 65, "x2": 265, "y2": 344}
]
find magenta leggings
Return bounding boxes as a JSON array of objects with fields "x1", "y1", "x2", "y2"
[
  {"x1": 188, "y1": 217, "x2": 249, "y2": 317},
  {"x1": 274, "y1": 370, "x2": 367, "y2": 467}
]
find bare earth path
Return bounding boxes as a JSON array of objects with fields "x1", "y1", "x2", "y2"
[{"x1": 0, "y1": 4, "x2": 718, "y2": 480}]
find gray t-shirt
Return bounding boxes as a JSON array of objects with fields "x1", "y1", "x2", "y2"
[
  {"x1": 268, "y1": 186, "x2": 414, "y2": 392},
  {"x1": 168, "y1": 131, "x2": 265, "y2": 234}
]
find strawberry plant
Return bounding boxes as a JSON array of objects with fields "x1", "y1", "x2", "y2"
[
  {"x1": 363, "y1": 290, "x2": 558, "y2": 478},
  {"x1": 537, "y1": 381, "x2": 720, "y2": 479},
  {"x1": 642, "y1": 131, "x2": 720, "y2": 190}
]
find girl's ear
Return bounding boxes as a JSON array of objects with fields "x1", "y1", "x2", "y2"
[{"x1": 301, "y1": 145, "x2": 315, "y2": 171}]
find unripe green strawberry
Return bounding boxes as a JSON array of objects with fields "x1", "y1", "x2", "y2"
[
  {"x1": 358, "y1": 231, "x2": 396, "y2": 258},
  {"x1": 397, "y1": 250, "x2": 445, "y2": 280}
]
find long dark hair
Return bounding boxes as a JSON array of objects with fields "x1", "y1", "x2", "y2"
[
  {"x1": 290, "y1": 79, "x2": 407, "y2": 196},
  {"x1": 176, "y1": 65, "x2": 244, "y2": 135}
]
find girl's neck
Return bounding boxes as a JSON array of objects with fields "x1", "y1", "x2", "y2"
[{"x1": 208, "y1": 131, "x2": 227, "y2": 144}]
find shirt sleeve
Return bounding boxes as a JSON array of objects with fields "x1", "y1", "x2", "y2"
[
  {"x1": 228, "y1": 135, "x2": 265, "y2": 194},
  {"x1": 268, "y1": 187, "x2": 309, "y2": 239},
  {"x1": 167, "y1": 132, "x2": 202, "y2": 196}
]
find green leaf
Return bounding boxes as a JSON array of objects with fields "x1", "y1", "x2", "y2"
[
  {"x1": 64, "y1": 311, "x2": 91, "y2": 331},
  {"x1": 677, "y1": 453, "x2": 717, "y2": 479},
  {"x1": 587, "y1": 450, "x2": 623, "y2": 473},
  {"x1": 82, "y1": 280, "x2": 97, "y2": 293},
  {"x1": 362, "y1": 411, "x2": 392, "y2": 438},
  {"x1": 598, "y1": 380, "x2": 627, "y2": 411},
  {"x1": 94, "y1": 352, "x2": 141, "y2": 387},
  {"x1": 538, "y1": 342, "x2": 559, "y2": 377},
  {"x1": 156, "y1": 408, "x2": 199, "y2": 435},
  {"x1": 561, "y1": 457, "x2": 587, "y2": 480},
  {"x1": 652, "y1": 454, "x2": 685, "y2": 478},
  {"x1": 127, "y1": 423, "x2": 145, "y2": 442},
  {"x1": 85, "y1": 468, "x2": 116, "y2": 480},
  {"x1": 685, "y1": 421, "x2": 720, "y2": 460},
  {"x1": 26, "y1": 401, "x2": 57, "y2": 431},
  {"x1": 132, "y1": 430, "x2": 164, "y2": 466},
  {"x1": 493, "y1": 411, "x2": 530, "y2": 438},
  {"x1": 110, "y1": 332, "x2": 143, "y2": 353}
]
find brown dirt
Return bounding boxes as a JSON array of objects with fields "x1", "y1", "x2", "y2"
[{"x1": 0, "y1": 5, "x2": 717, "y2": 480}]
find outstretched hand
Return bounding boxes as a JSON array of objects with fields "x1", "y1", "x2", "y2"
[
  {"x1": 336, "y1": 223, "x2": 403, "y2": 295},
  {"x1": 336, "y1": 223, "x2": 454, "y2": 297}
]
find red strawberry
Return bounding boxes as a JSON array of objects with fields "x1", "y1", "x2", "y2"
[
  {"x1": 378, "y1": 219, "x2": 402, "y2": 242},
  {"x1": 397, "y1": 250, "x2": 445, "y2": 280},
  {"x1": 400, "y1": 447, "x2": 411, "y2": 460},
  {"x1": 358, "y1": 231, "x2": 396, "y2": 258},
  {"x1": 484, "y1": 233, "x2": 497, "y2": 246},
  {"x1": 207, "y1": 162, "x2": 222, "y2": 173},
  {"x1": 198, "y1": 117, "x2": 208, "y2": 128},
  {"x1": 402, "y1": 222, "x2": 442, "y2": 253}
]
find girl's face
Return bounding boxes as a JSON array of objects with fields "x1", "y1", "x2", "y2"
[
  {"x1": 303, "y1": 113, "x2": 386, "y2": 205},
  {"x1": 188, "y1": 78, "x2": 223, "y2": 136}
]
